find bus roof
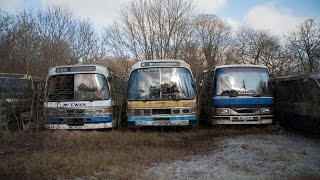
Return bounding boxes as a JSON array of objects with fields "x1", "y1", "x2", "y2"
[
  {"x1": 214, "y1": 64, "x2": 268, "y2": 71},
  {"x1": 48, "y1": 64, "x2": 112, "y2": 76},
  {"x1": 130, "y1": 59, "x2": 191, "y2": 73}
]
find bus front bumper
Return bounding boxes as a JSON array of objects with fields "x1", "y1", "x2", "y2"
[
  {"x1": 210, "y1": 115, "x2": 273, "y2": 125},
  {"x1": 127, "y1": 115, "x2": 197, "y2": 128},
  {"x1": 46, "y1": 122, "x2": 113, "y2": 129},
  {"x1": 46, "y1": 116, "x2": 113, "y2": 129}
]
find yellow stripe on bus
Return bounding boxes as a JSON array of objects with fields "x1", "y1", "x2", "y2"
[{"x1": 128, "y1": 100, "x2": 196, "y2": 108}]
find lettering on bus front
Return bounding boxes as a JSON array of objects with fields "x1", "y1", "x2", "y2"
[{"x1": 63, "y1": 103, "x2": 87, "y2": 107}]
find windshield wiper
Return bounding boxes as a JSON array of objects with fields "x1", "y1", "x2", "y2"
[
  {"x1": 242, "y1": 80, "x2": 247, "y2": 93},
  {"x1": 90, "y1": 82, "x2": 107, "y2": 102},
  {"x1": 221, "y1": 90, "x2": 238, "y2": 97}
]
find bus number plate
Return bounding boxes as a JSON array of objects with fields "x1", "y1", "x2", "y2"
[{"x1": 238, "y1": 116, "x2": 253, "y2": 120}]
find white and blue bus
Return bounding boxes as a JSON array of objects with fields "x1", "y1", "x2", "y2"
[
  {"x1": 44, "y1": 65, "x2": 127, "y2": 129},
  {"x1": 127, "y1": 59, "x2": 197, "y2": 128},
  {"x1": 200, "y1": 65, "x2": 273, "y2": 125}
]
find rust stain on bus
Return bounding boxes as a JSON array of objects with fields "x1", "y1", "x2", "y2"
[{"x1": 127, "y1": 100, "x2": 196, "y2": 108}]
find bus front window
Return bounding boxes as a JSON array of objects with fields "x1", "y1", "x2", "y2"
[
  {"x1": 47, "y1": 74, "x2": 109, "y2": 101},
  {"x1": 214, "y1": 67, "x2": 272, "y2": 96},
  {"x1": 74, "y1": 74, "x2": 109, "y2": 100},
  {"x1": 128, "y1": 68, "x2": 195, "y2": 100}
]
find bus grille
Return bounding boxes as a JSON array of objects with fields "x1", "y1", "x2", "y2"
[
  {"x1": 152, "y1": 109, "x2": 171, "y2": 115},
  {"x1": 66, "y1": 109, "x2": 85, "y2": 116},
  {"x1": 233, "y1": 108, "x2": 258, "y2": 114}
]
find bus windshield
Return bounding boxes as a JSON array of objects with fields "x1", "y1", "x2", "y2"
[
  {"x1": 214, "y1": 67, "x2": 272, "y2": 96},
  {"x1": 128, "y1": 67, "x2": 195, "y2": 100},
  {"x1": 46, "y1": 73, "x2": 109, "y2": 101}
]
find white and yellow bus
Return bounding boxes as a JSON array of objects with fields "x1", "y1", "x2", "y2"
[
  {"x1": 127, "y1": 59, "x2": 197, "y2": 128},
  {"x1": 44, "y1": 65, "x2": 127, "y2": 129}
]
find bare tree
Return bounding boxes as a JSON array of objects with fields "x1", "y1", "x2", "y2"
[
  {"x1": 35, "y1": 6, "x2": 105, "y2": 74},
  {"x1": 193, "y1": 14, "x2": 232, "y2": 69},
  {"x1": 234, "y1": 26, "x2": 284, "y2": 67},
  {"x1": 1, "y1": 6, "x2": 106, "y2": 78},
  {"x1": 0, "y1": 10, "x2": 15, "y2": 72},
  {"x1": 36, "y1": 6, "x2": 78, "y2": 67},
  {"x1": 285, "y1": 19, "x2": 320, "y2": 74},
  {"x1": 0, "y1": 10, "x2": 42, "y2": 76},
  {"x1": 105, "y1": 0, "x2": 194, "y2": 60},
  {"x1": 71, "y1": 20, "x2": 104, "y2": 64}
]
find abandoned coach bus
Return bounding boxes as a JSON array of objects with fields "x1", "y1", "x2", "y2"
[
  {"x1": 273, "y1": 73, "x2": 320, "y2": 133},
  {"x1": 0, "y1": 73, "x2": 43, "y2": 130},
  {"x1": 127, "y1": 59, "x2": 197, "y2": 128},
  {"x1": 200, "y1": 65, "x2": 273, "y2": 125},
  {"x1": 44, "y1": 65, "x2": 127, "y2": 129}
]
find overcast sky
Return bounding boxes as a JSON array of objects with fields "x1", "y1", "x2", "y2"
[{"x1": 1, "y1": 0, "x2": 319, "y2": 36}]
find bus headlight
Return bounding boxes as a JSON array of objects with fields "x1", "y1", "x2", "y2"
[
  {"x1": 261, "y1": 108, "x2": 272, "y2": 114},
  {"x1": 182, "y1": 109, "x2": 190, "y2": 114},
  {"x1": 96, "y1": 110, "x2": 103, "y2": 115},
  {"x1": 84, "y1": 110, "x2": 95, "y2": 116},
  {"x1": 214, "y1": 108, "x2": 230, "y2": 115},
  {"x1": 85, "y1": 108, "x2": 112, "y2": 116},
  {"x1": 46, "y1": 109, "x2": 58, "y2": 116},
  {"x1": 172, "y1": 109, "x2": 180, "y2": 114},
  {"x1": 58, "y1": 109, "x2": 67, "y2": 116},
  {"x1": 96, "y1": 108, "x2": 112, "y2": 115}
]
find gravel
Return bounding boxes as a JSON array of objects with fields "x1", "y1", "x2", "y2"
[{"x1": 141, "y1": 130, "x2": 320, "y2": 179}]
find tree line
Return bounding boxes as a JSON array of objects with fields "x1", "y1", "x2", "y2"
[{"x1": 0, "y1": 0, "x2": 319, "y2": 79}]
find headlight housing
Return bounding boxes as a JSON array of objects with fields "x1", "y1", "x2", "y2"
[
  {"x1": 214, "y1": 108, "x2": 230, "y2": 115},
  {"x1": 46, "y1": 108, "x2": 67, "y2": 117},
  {"x1": 85, "y1": 108, "x2": 112, "y2": 116},
  {"x1": 261, "y1": 107, "x2": 272, "y2": 114}
]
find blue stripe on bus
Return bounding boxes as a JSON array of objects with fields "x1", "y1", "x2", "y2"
[
  {"x1": 48, "y1": 116, "x2": 112, "y2": 123},
  {"x1": 127, "y1": 115, "x2": 196, "y2": 122},
  {"x1": 211, "y1": 97, "x2": 273, "y2": 107}
]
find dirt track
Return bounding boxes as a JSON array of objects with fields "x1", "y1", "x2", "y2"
[{"x1": 141, "y1": 128, "x2": 320, "y2": 179}]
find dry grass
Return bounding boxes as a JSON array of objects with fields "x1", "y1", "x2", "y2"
[{"x1": 0, "y1": 126, "x2": 265, "y2": 179}]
